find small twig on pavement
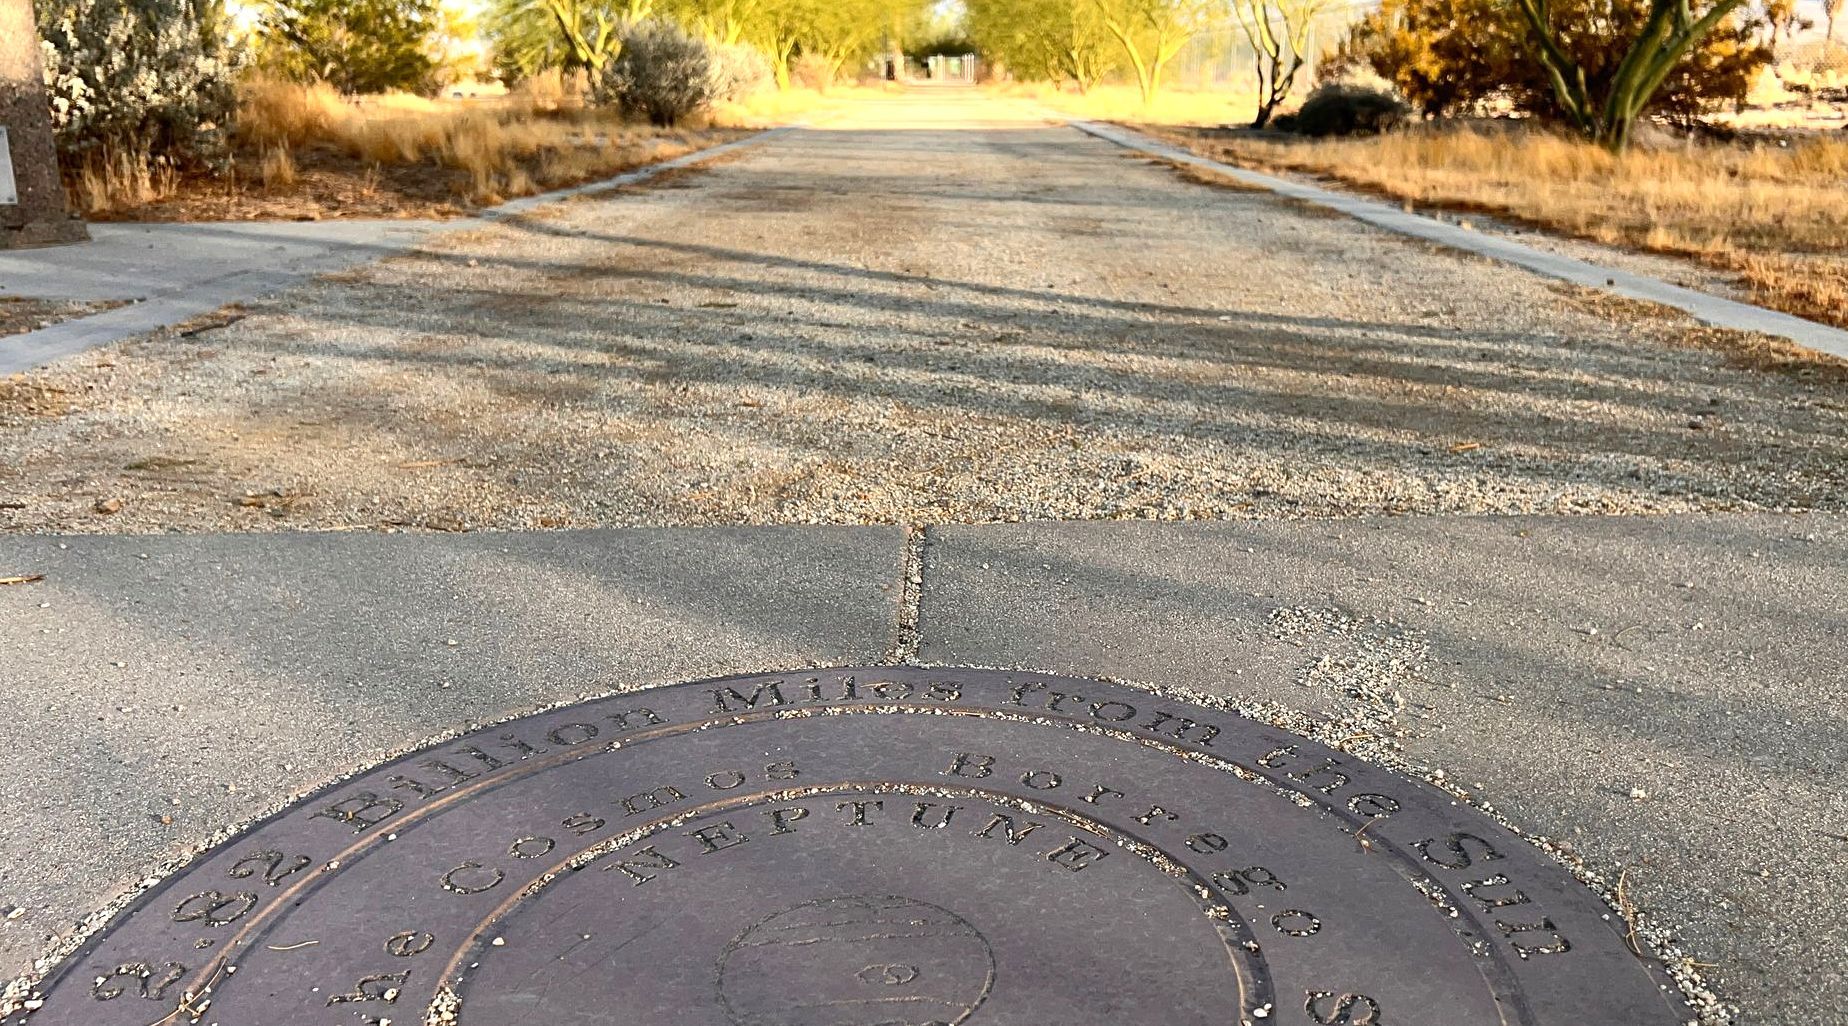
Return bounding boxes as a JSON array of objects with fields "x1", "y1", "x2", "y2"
[
  {"x1": 1615, "y1": 868, "x2": 1646, "y2": 958},
  {"x1": 0, "y1": 574, "x2": 44, "y2": 586},
  {"x1": 1334, "y1": 732, "x2": 1375, "y2": 750},
  {"x1": 142, "y1": 957, "x2": 230, "y2": 1026},
  {"x1": 1353, "y1": 818, "x2": 1378, "y2": 854}
]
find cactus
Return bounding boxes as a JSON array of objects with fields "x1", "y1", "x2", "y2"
[{"x1": 1509, "y1": 0, "x2": 1746, "y2": 150}]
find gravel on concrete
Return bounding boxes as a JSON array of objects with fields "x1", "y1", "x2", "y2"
[{"x1": 1, "y1": 94, "x2": 1844, "y2": 535}]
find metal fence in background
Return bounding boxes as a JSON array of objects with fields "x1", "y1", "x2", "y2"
[{"x1": 1165, "y1": 4, "x2": 1375, "y2": 91}]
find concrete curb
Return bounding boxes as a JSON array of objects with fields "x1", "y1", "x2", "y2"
[
  {"x1": 481, "y1": 125, "x2": 796, "y2": 219},
  {"x1": 0, "y1": 127, "x2": 795, "y2": 377},
  {"x1": 1068, "y1": 119, "x2": 1848, "y2": 361}
]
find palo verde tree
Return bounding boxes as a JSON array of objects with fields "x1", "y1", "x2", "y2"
[
  {"x1": 487, "y1": 0, "x2": 653, "y2": 78},
  {"x1": 1091, "y1": 0, "x2": 1208, "y2": 105},
  {"x1": 1334, "y1": 0, "x2": 1768, "y2": 131},
  {"x1": 739, "y1": 0, "x2": 805, "y2": 87},
  {"x1": 799, "y1": 0, "x2": 886, "y2": 82},
  {"x1": 661, "y1": 0, "x2": 759, "y2": 44},
  {"x1": 1230, "y1": 0, "x2": 1335, "y2": 127},
  {"x1": 1510, "y1": 0, "x2": 1753, "y2": 149},
  {"x1": 967, "y1": 0, "x2": 1118, "y2": 91},
  {"x1": 752, "y1": 0, "x2": 926, "y2": 89},
  {"x1": 257, "y1": 0, "x2": 442, "y2": 93}
]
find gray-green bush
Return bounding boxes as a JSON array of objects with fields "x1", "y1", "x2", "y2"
[
  {"x1": 34, "y1": 0, "x2": 238, "y2": 167},
  {"x1": 594, "y1": 18, "x2": 714, "y2": 125}
]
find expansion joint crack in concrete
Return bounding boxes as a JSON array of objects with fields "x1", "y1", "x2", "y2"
[{"x1": 888, "y1": 523, "x2": 930, "y2": 665}]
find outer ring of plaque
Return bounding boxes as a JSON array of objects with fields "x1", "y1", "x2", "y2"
[{"x1": 9, "y1": 666, "x2": 1694, "y2": 1026}]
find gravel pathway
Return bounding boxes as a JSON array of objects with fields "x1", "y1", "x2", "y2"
[{"x1": 1, "y1": 93, "x2": 1844, "y2": 534}]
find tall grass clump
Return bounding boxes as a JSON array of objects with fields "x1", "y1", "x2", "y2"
[{"x1": 235, "y1": 77, "x2": 350, "y2": 149}]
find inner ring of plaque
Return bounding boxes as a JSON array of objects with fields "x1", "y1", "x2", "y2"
[{"x1": 442, "y1": 783, "x2": 1271, "y2": 1025}]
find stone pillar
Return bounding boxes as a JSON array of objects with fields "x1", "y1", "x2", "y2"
[{"x1": 0, "y1": 0, "x2": 87, "y2": 248}]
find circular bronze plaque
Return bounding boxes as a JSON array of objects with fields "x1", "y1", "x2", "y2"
[{"x1": 6, "y1": 668, "x2": 1690, "y2": 1026}]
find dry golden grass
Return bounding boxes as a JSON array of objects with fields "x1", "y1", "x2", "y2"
[
  {"x1": 257, "y1": 145, "x2": 297, "y2": 191},
  {"x1": 70, "y1": 76, "x2": 912, "y2": 217},
  {"x1": 68, "y1": 150, "x2": 178, "y2": 214},
  {"x1": 70, "y1": 76, "x2": 759, "y2": 218},
  {"x1": 234, "y1": 77, "x2": 717, "y2": 206},
  {"x1": 1145, "y1": 122, "x2": 1848, "y2": 329}
]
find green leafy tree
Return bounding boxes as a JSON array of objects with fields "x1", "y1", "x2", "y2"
[
  {"x1": 741, "y1": 0, "x2": 805, "y2": 87},
  {"x1": 257, "y1": 0, "x2": 441, "y2": 94},
  {"x1": 800, "y1": 0, "x2": 886, "y2": 81},
  {"x1": 430, "y1": 0, "x2": 489, "y2": 87},
  {"x1": 662, "y1": 0, "x2": 761, "y2": 45},
  {"x1": 732, "y1": 0, "x2": 922, "y2": 90}
]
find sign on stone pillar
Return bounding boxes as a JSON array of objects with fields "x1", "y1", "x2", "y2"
[{"x1": 0, "y1": 0, "x2": 87, "y2": 247}]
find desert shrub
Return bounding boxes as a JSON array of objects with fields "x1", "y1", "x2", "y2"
[
  {"x1": 593, "y1": 19, "x2": 715, "y2": 126},
  {"x1": 707, "y1": 42, "x2": 772, "y2": 102},
  {"x1": 254, "y1": 0, "x2": 441, "y2": 95},
  {"x1": 1330, "y1": 0, "x2": 1771, "y2": 124},
  {"x1": 1292, "y1": 83, "x2": 1408, "y2": 137},
  {"x1": 34, "y1": 0, "x2": 238, "y2": 168}
]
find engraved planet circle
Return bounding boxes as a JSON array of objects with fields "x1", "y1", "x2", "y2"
[{"x1": 717, "y1": 896, "x2": 995, "y2": 1026}]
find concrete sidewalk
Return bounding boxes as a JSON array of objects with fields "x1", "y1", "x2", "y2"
[
  {"x1": 0, "y1": 128, "x2": 787, "y2": 377},
  {"x1": 0, "y1": 515, "x2": 1841, "y2": 1021},
  {"x1": 0, "y1": 221, "x2": 444, "y2": 375}
]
